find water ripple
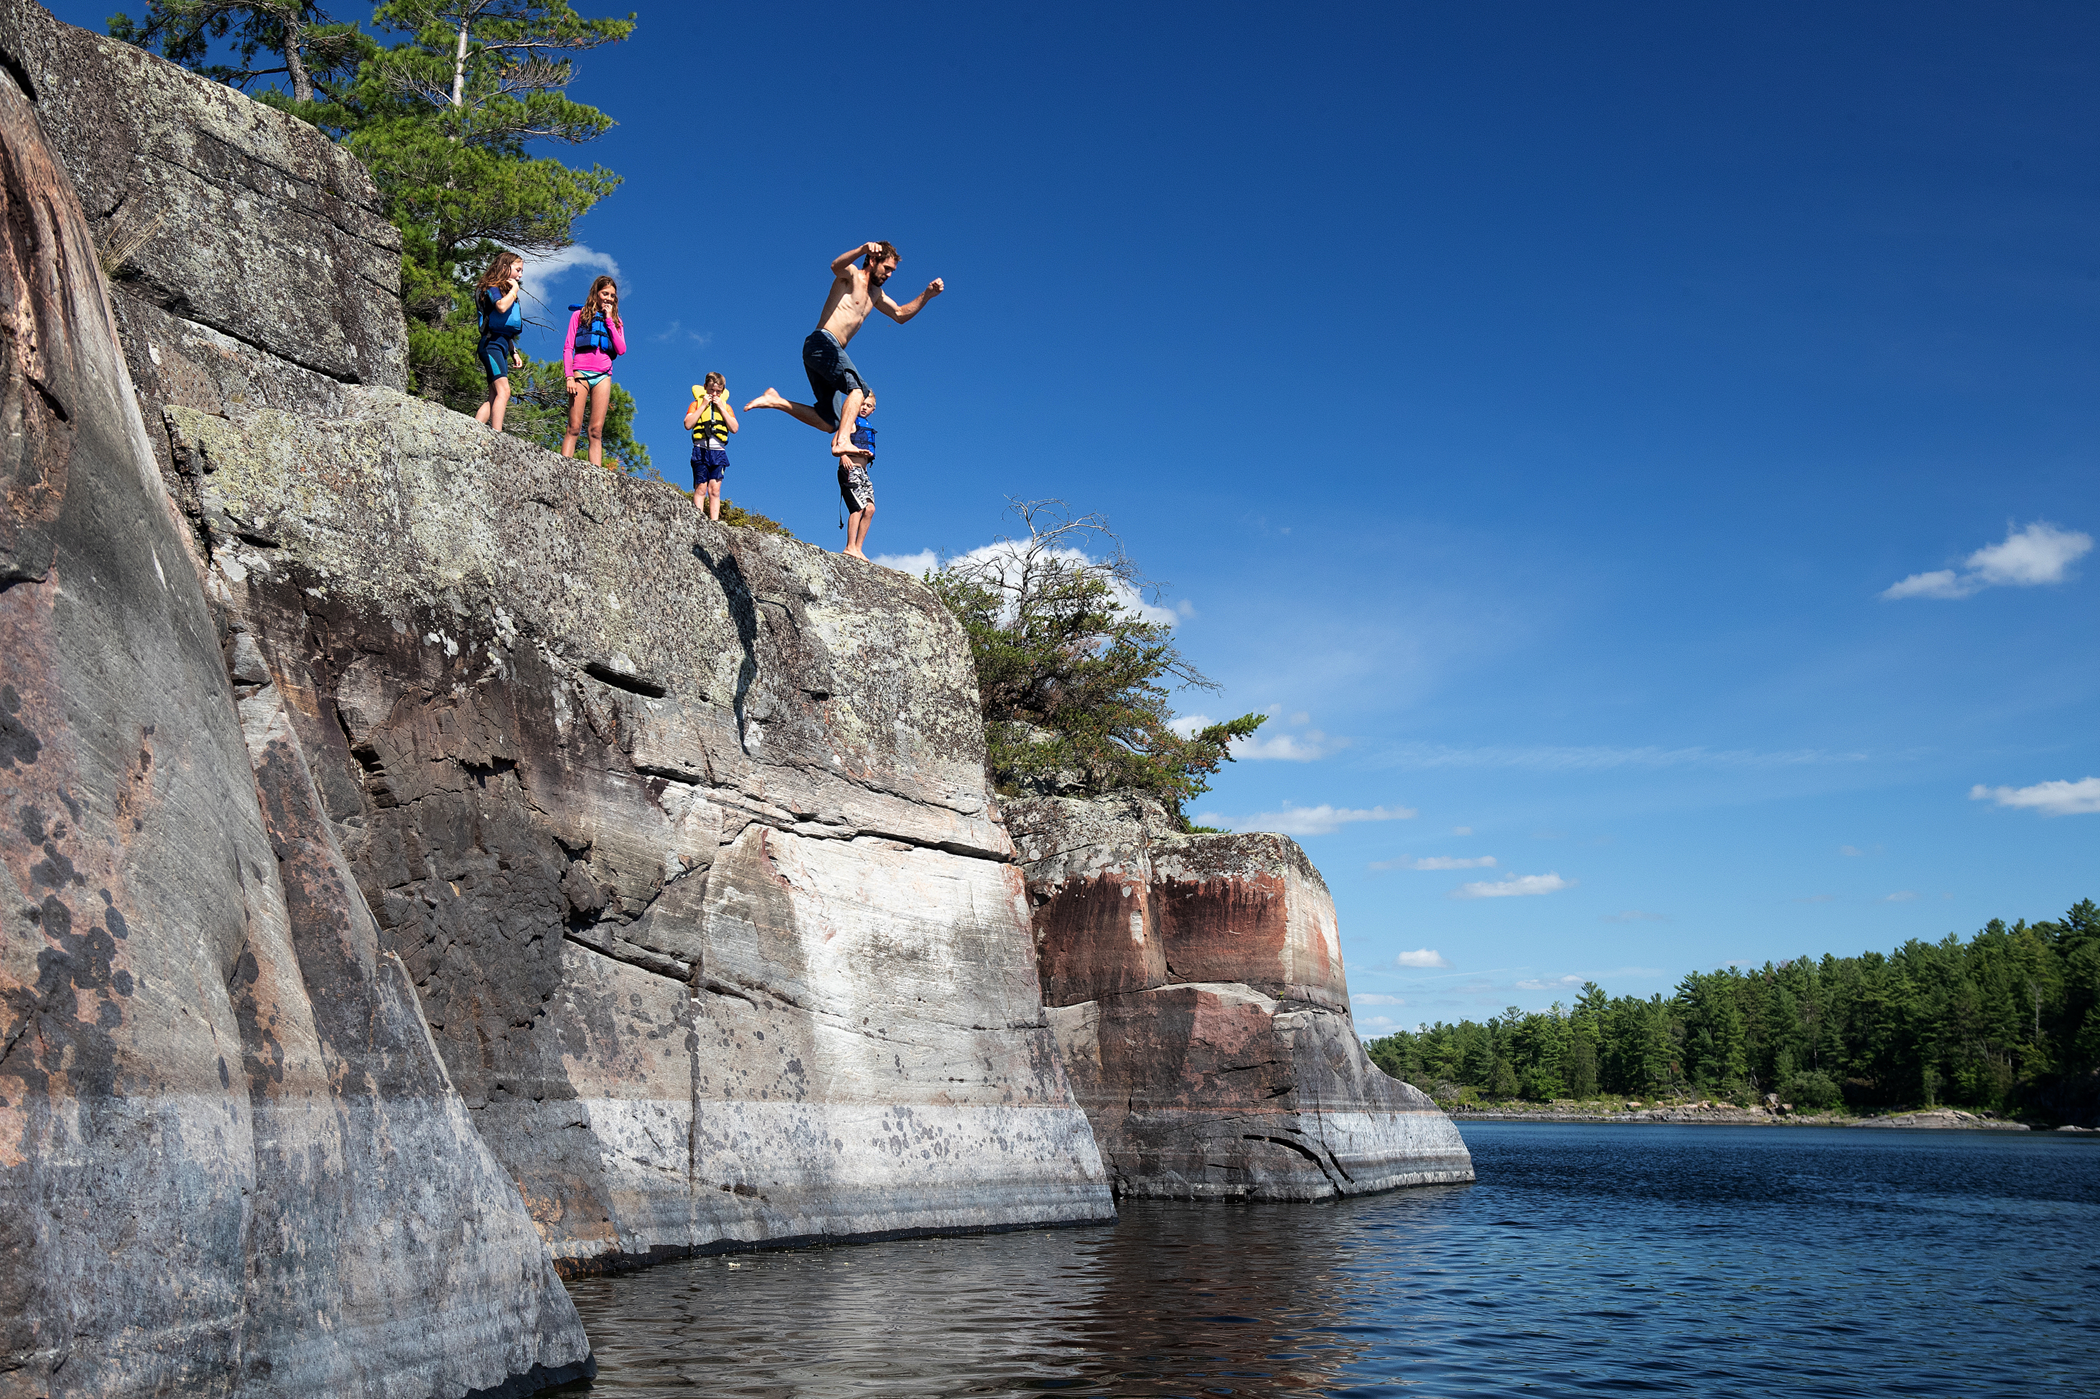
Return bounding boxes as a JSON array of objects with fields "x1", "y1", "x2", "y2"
[{"x1": 559, "y1": 1125, "x2": 2099, "y2": 1398}]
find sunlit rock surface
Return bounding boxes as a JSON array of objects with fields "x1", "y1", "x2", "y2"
[
  {"x1": 161, "y1": 391, "x2": 1113, "y2": 1267},
  {"x1": 1009, "y1": 794, "x2": 1475, "y2": 1200}
]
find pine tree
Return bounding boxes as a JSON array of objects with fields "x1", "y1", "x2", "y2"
[{"x1": 926, "y1": 501, "x2": 1265, "y2": 826}]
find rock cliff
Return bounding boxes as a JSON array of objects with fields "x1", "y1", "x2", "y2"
[
  {"x1": 0, "y1": 21, "x2": 589, "y2": 1397},
  {"x1": 1008, "y1": 795, "x2": 1475, "y2": 1199},
  {"x1": 2, "y1": 0, "x2": 1467, "y2": 1387},
  {"x1": 0, "y1": 3, "x2": 1108, "y2": 1395},
  {"x1": 163, "y1": 391, "x2": 1113, "y2": 1267}
]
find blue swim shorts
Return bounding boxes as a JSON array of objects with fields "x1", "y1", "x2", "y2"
[
  {"x1": 802, "y1": 328, "x2": 867, "y2": 431},
  {"x1": 692, "y1": 445, "x2": 729, "y2": 484},
  {"x1": 477, "y1": 336, "x2": 515, "y2": 382}
]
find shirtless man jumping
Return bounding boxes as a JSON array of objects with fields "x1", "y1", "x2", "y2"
[{"x1": 744, "y1": 241, "x2": 943, "y2": 460}]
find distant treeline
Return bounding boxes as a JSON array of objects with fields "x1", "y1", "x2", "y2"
[{"x1": 1365, "y1": 900, "x2": 2099, "y2": 1119}]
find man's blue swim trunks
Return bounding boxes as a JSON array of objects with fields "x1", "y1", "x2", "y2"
[{"x1": 803, "y1": 328, "x2": 867, "y2": 430}]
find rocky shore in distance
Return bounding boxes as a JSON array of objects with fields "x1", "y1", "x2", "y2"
[{"x1": 1440, "y1": 1098, "x2": 2070, "y2": 1130}]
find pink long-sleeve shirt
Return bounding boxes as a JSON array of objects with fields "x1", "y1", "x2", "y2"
[{"x1": 563, "y1": 308, "x2": 627, "y2": 377}]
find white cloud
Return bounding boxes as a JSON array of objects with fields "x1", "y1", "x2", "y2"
[
  {"x1": 521, "y1": 243, "x2": 622, "y2": 286},
  {"x1": 1970, "y1": 521, "x2": 2092, "y2": 585},
  {"x1": 1172, "y1": 707, "x2": 1343, "y2": 760},
  {"x1": 1969, "y1": 776, "x2": 2100, "y2": 817},
  {"x1": 1601, "y1": 909, "x2": 1667, "y2": 923},
  {"x1": 1371, "y1": 854, "x2": 1498, "y2": 871},
  {"x1": 1396, "y1": 949, "x2": 1451, "y2": 969},
  {"x1": 1452, "y1": 826, "x2": 1473, "y2": 836},
  {"x1": 1882, "y1": 521, "x2": 2093, "y2": 601},
  {"x1": 938, "y1": 540, "x2": 1181, "y2": 627},
  {"x1": 1514, "y1": 974, "x2": 1584, "y2": 991},
  {"x1": 1451, "y1": 872, "x2": 1575, "y2": 899},
  {"x1": 870, "y1": 548, "x2": 940, "y2": 576},
  {"x1": 1839, "y1": 845, "x2": 1865, "y2": 857},
  {"x1": 649, "y1": 318, "x2": 710, "y2": 346},
  {"x1": 1881, "y1": 569, "x2": 1970, "y2": 600},
  {"x1": 1234, "y1": 729, "x2": 1338, "y2": 761},
  {"x1": 1352, "y1": 993, "x2": 1408, "y2": 1006},
  {"x1": 1196, "y1": 803, "x2": 1416, "y2": 836},
  {"x1": 1883, "y1": 891, "x2": 1918, "y2": 903}
]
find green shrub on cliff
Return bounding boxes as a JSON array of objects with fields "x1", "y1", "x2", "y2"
[
  {"x1": 108, "y1": 0, "x2": 652, "y2": 473},
  {"x1": 924, "y1": 500, "x2": 1265, "y2": 829}
]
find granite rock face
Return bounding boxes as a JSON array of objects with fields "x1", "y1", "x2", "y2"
[
  {"x1": 162, "y1": 390, "x2": 1114, "y2": 1267},
  {"x1": 0, "y1": 0, "x2": 405, "y2": 398},
  {"x1": 1009, "y1": 795, "x2": 1474, "y2": 1200},
  {"x1": 0, "y1": 54, "x2": 591, "y2": 1399}
]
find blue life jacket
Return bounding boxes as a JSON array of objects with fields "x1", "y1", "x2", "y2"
[
  {"x1": 477, "y1": 285, "x2": 522, "y2": 341},
  {"x1": 571, "y1": 307, "x2": 620, "y2": 361}
]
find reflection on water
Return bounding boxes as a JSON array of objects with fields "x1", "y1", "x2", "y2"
[{"x1": 560, "y1": 1125, "x2": 2099, "y2": 1398}]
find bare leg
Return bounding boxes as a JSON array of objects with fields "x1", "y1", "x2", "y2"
[
  {"x1": 704, "y1": 479, "x2": 722, "y2": 521},
  {"x1": 587, "y1": 378, "x2": 613, "y2": 469},
  {"x1": 843, "y1": 502, "x2": 874, "y2": 558},
  {"x1": 488, "y1": 376, "x2": 511, "y2": 433},
  {"x1": 829, "y1": 388, "x2": 863, "y2": 457},
  {"x1": 744, "y1": 387, "x2": 835, "y2": 433},
  {"x1": 560, "y1": 380, "x2": 586, "y2": 458}
]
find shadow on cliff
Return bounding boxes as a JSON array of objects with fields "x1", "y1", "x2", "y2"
[{"x1": 694, "y1": 540, "x2": 759, "y2": 746}]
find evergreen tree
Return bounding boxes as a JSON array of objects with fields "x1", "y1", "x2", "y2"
[
  {"x1": 109, "y1": 1, "x2": 362, "y2": 102},
  {"x1": 926, "y1": 500, "x2": 1265, "y2": 826},
  {"x1": 1364, "y1": 898, "x2": 2098, "y2": 1121}
]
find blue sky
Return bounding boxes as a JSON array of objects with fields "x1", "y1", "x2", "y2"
[{"x1": 64, "y1": 1, "x2": 2098, "y2": 1031}]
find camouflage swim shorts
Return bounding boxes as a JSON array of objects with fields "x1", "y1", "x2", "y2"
[{"x1": 836, "y1": 460, "x2": 874, "y2": 514}]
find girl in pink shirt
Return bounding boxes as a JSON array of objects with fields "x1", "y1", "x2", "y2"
[{"x1": 561, "y1": 275, "x2": 628, "y2": 468}]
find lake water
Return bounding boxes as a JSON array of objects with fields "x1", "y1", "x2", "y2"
[{"x1": 558, "y1": 1124, "x2": 2099, "y2": 1397}]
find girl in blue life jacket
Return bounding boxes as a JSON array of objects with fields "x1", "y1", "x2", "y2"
[
  {"x1": 473, "y1": 251, "x2": 525, "y2": 432},
  {"x1": 561, "y1": 275, "x2": 628, "y2": 468},
  {"x1": 684, "y1": 372, "x2": 738, "y2": 520}
]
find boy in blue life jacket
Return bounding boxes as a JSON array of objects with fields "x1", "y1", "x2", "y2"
[{"x1": 836, "y1": 393, "x2": 878, "y2": 559}]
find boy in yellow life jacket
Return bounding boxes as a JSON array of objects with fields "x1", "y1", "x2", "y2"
[{"x1": 684, "y1": 372, "x2": 738, "y2": 520}]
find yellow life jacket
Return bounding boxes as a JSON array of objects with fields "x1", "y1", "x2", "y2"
[{"x1": 691, "y1": 399, "x2": 729, "y2": 447}]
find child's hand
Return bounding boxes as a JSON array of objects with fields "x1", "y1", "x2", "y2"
[{"x1": 565, "y1": 377, "x2": 580, "y2": 395}]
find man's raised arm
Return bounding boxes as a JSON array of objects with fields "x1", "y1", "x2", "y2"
[
  {"x1": 832, "y1": 241, "x2": 883, "y2": 275},
  {"x1": 879, "y1": 277, "x2": 946, "y2": 323}
]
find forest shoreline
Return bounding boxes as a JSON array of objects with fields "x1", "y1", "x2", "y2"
[{"x1": 1441, "y1": 1100, "x2": 2094, "y2": 1131}]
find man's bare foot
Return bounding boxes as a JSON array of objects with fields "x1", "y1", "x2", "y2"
[
  {"x1": 745, "y1": 387, "x2": 791, "y2": 412},
  {"x1": 842, "y1": 545, "x2": 867, "y2": 559},
  {"x1": 834, "y1": 448, "x2": 872, "y2": 467}
]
